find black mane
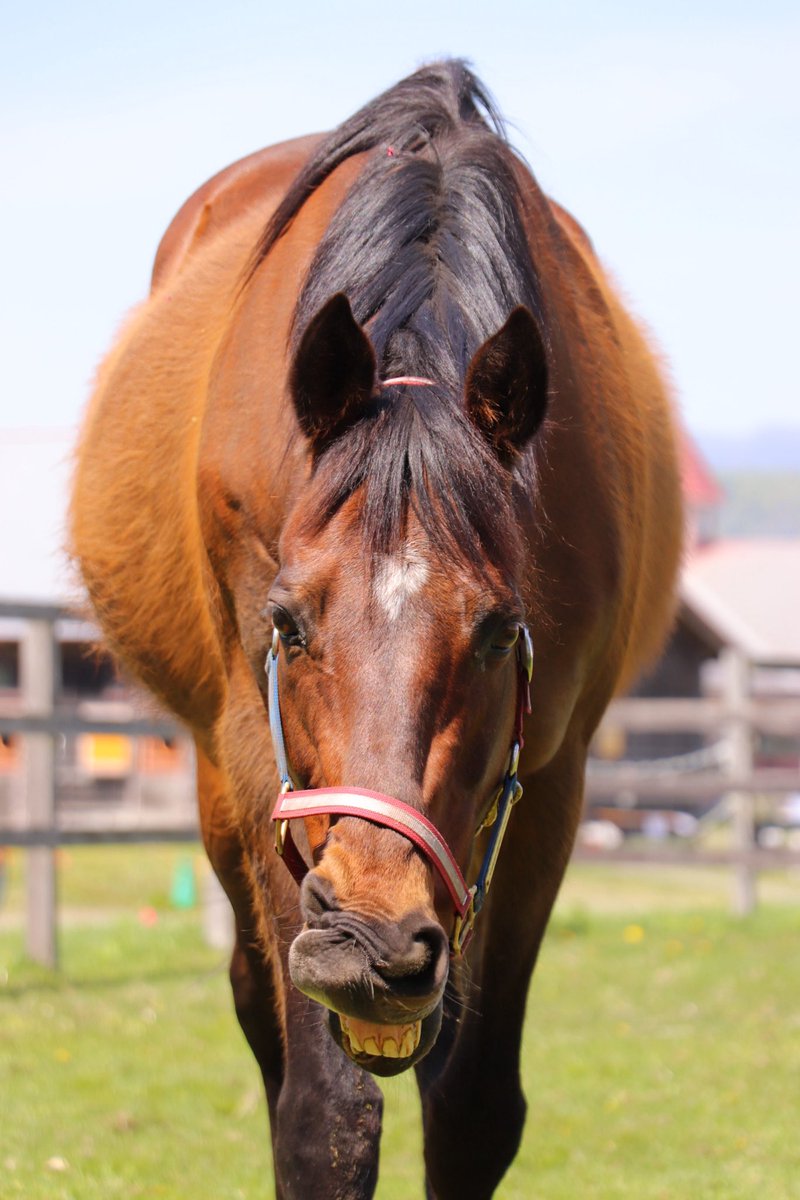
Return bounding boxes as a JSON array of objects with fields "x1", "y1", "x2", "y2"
[{"x1": 255, "y1": 61, "x2": 546, "y2": 579}]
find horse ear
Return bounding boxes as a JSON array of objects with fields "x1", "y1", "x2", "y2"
[
  {"x1": 465, "y1": 306, "x2": 548, "y2": 458},
  {"x1": 290, "y1": 293, "x2": 376, "y2": 453}
]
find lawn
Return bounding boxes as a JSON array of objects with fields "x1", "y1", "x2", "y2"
[{"x1": 1, "y1": 847, "x2": 799, "y2": 1198}]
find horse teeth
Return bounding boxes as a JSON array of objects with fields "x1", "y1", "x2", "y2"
[
  {"x1": 337, "y1": 1014, "x2": 423, "y2": 1058},
  {"x1": 339, "y1": 1017, "x2": 364, "y2": 1054},
  {"x1": 400, "y1": 1029, "x2": 415, "y2": 1057}
]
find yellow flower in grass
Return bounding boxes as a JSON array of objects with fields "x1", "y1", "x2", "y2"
[{"x1": 623, "y1": 924, "x2": 645, "y2": 944}]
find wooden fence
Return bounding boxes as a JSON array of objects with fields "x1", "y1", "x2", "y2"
[
  {"x1": 584, "y1": 646, "x2": 800, "y2": 914},
  {"x1": 0, "y1": 601, "x2": 200, "y2": 967}
]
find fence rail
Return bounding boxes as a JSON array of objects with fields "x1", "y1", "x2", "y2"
[
  {"x1": 597, "y1": 696, "x2": 800, "y2": 735},
  {"x1": 2, "y1": 827, "x2": 199, "y2": 848},
  {"x1": 586, "y1": 769, "x2": 799, "y2": 802},
  {"x1": 573, "y1": 845, "x2": 800, "y2": 869},
  {"x1": 585, "y1": 645, "x2": 800, "y2": 915},
  {"x1": 0, "y1": 713, "x2": 180, "y2": 737},
  {"x1": 0, "y1": 601, "x2": 200, "y2": 966}
]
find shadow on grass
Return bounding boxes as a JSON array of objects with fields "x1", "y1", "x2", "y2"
[
  {"x1": 0, "y1": 915, "x2": 230, "y2": 997},
  {"x1": 0, "y1": 957, "x2": 230, "y2": 998}
]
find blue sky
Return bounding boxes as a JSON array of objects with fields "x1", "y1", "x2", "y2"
[{"x1": 2, "y1": 0, "x2": 799, "y2": 441}]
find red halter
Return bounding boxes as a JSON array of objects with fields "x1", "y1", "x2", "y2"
[{"x1": 267, "y1": 627, "x2": 532, "y2": 956}]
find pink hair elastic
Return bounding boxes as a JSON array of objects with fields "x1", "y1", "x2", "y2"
[{"x1": 380, "y1": 376, "x2": 436, "y2": 388}]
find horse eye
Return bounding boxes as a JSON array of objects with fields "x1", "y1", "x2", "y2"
[
  {"x1": 272, "y1": 606, "x2": 304, "y2": 647},
  {"x1": 490, "y1": 624, "x2": 520, "y2": 654}
]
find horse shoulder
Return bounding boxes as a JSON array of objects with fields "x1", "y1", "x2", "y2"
[
  {"x1": 71, "y1": 213, "x2": 266, "y2": 744},
  {"x1": 561, "y1": 238, "x2": 684, "y2": 689},
  {"x1": 539, "y1": 193, "x2": 684, "y2": 700},
  {"x1": 151, "y1": 133, "x2": 325, "y2": 290},
  {"x1": 72, "y1": 140, "x2": 365, "y2": 748}
]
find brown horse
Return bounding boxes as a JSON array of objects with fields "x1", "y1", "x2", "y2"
[{"x1": 70, "y1": 61, "x2": 682, "y2": 1199}]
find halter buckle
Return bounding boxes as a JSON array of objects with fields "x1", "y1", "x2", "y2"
[
  {"x1": 477, "y1": 740, "x2": 521, "y2": 833},
  {"x1": 477, "y1": 784, "x2": 502, "y2": 833},
  {"x1": 274, "y1": 779, "x2": 292, "y2": 856},
  {"x1": 521, "y1": 625, "x2": 534, "y2": 683},
  {"x1": 451, "y1": 886, "x2": 477, "y2": 958}
]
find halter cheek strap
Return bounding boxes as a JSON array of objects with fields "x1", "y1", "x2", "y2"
[{"x1": 266, "y1": 626, "x2": 533, "y2": 956}]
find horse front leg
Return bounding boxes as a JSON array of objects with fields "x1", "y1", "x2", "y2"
[
  {"x1": 270, "y1": 980, "x2": 384, "y2": 1200},
  {"x1": 195, "y1": 745, "x2": 290, "y2": 1193},
  {"x1": 416, "y1": 747, "x2": 586, "y2": 1200},
  {"x1": 228, "y1": 930, "x2": 286, "y2": 1188},
  {"x1": 228, "y1": 923, "x2": 384, "y2": 1200},
  {"x1": 197, "y1": 746, "x2": 384, "y2": 1198}
]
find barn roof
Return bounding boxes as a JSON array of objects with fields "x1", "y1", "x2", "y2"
[{"x1": 681, "y1": 538, "x2": 800, "y2": 664}]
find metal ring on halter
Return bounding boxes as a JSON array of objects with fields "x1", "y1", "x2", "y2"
[{"x1": 274, "y1": 778, "x2": 291, "y2": 857}]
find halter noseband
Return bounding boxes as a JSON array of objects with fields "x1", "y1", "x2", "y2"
[{"x1": 266, "y1": 625, "x2": 532, "y2": 957}]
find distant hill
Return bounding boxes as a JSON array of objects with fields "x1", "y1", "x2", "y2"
[
  {"x1": 691, "y1": 427, "x2": 800, "y2": 537},
  {"x1": 717, "y1": 471, "x2": 800, "y2": 537},
  {"x1": 697, "y1": 427, "x2": 800, "y2": 472}
]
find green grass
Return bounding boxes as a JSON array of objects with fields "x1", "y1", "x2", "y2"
[
  {"x1": 1, "y1": 849, "x2": 799, "y2": 1198},
  {"x1": 0, "y1": 916, "x2": 270, "y2": 1200},
  {"x1": 507, "y1": 905, "x2": 800, "y2": 1199},
  {"x1": 0, "y1": 843, "x2": 208, "y2": 916}
]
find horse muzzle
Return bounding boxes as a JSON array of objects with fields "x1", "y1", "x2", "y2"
[{"x1": 288, "y1": 872, "x2": 449, "y2": 1076}]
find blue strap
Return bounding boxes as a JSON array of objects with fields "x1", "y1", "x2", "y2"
[
  {"x1": 472, "y1": 762, "x2": 521, "y2": 915},
  {"x1": 266, "y1": 647, "x2": 292, "y2": 790}
]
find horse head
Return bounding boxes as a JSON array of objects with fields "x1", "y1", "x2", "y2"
[{"x1": 255, "y1": 293, "x2": 547, "y2": 1075}]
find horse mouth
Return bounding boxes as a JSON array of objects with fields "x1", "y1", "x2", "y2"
[
  {"x1": 328, "y1": 1004, "x2": 442, "y2": 1077},
  {"x1": 340, "y1": 1014, "x2": 422, "y2": 1058}
]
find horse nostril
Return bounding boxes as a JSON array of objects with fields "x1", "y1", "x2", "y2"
[
  {"x1": 376, "y1": 919, "x2": 449, "y2": 996},
  {"x1": 300, "y1": 872, "x2": 339, "y2": 926}
]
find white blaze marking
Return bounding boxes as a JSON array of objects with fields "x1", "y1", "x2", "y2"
[{"x1": 374, "y1": 547, "x2": 429, "y2": 620}]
